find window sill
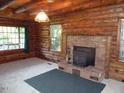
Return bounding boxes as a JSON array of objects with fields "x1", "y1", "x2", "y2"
[
  {"x1": 50, "y1": 50, "x2": 61, "y2": 53},
  {"x1": 118, "y1": 60, "x2": 124, "y2": 63},
  {"x1": 0, "y1": 49, "x2": 24, "y2": 56}
]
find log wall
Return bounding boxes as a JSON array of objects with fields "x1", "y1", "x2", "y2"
[{"x1": 38, "y1": 4, "x2": 124, "y2": 80}]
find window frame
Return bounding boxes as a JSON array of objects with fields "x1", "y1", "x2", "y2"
[
  {"x1": 0, "y1": 25, "x2": 26, "y2": 52},
  {"x1": 50, "y1": 24, "x2": 62, "y2": 52},
  {"x1": 118, "y1": 18, "x2": 124, "y2": 63}
]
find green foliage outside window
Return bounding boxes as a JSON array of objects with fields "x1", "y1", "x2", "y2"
[
  {"x1": 0, "y1": 26, "x2": 25, "y2": 51},
  {"x1": 120, "y1": 19, "x2": 124, "y2": 62},
  {"x1": 50, "y1": 25, "x2": 62, "y2": 51}
]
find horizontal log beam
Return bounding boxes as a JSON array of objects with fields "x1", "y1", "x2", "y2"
[
  {"x1": 14, "y1": 0, "x2": 47, "y2": 14},
  {"x1": 0, "y1": 0, "x2": 15, "y2": 10}
]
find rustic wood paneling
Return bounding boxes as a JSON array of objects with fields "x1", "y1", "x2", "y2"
[{"x1": 38, "y1": 4, "x2": 124, "y2": 81}]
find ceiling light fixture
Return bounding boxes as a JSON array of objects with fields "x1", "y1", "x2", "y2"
[
  {"x1": 47, "y1": 0, "x2": 54, "y2": 3},
  {"x1": 35, "y1": 10, "x2": 49, "y2": 22}
]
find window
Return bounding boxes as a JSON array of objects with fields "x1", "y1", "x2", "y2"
[
  {"x1": 0, "y1": 26, "x2": 25, "y2": 51},
  {"x1": 119, "y1": 19, "x2": 124, "y2": 62},
  {"x1": 50, "y1": 25, "x2": 62, "y2": 51}
]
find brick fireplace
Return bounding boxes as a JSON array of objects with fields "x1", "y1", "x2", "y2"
[
  {"x1": 67, "y1": 36, "x2": 111, "y2": 75},
  {"x1": 59, "y1": 35, "x2": 111, "y2": 81}
]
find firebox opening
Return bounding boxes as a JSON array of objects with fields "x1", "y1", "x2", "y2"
[{"x1": 73, "y1": 46, "x2": 96, "y2": 67}]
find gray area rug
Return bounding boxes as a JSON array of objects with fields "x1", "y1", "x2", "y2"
[{"x1": 25, "y1": 69, "x2": 105, "y2": 93}]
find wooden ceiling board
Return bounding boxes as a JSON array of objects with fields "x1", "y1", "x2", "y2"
[
  {"x1": 29, "y1": 0, "x2": 91, "y2": 16},
  {"x1": 10, "y1": 0, "x2": 31, "y2": 8},
  {"x1": 0, "y1": 0, "x2": 124, "y2": 21}
]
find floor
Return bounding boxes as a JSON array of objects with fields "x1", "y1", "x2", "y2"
[{"x1": 0, "y1": 58, "x2": 123, "y2": 93}]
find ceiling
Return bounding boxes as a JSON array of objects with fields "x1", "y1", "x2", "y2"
[{"x1": 0, "y1": 0, "x2": 124, "y2": 21}]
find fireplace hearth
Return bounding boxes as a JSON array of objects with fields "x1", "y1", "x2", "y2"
[{"x1": 73, "y1": 46, "x2": 96, "y2": 67}]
